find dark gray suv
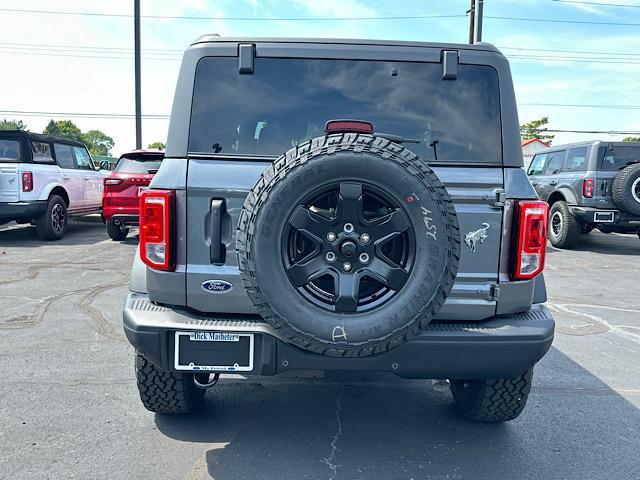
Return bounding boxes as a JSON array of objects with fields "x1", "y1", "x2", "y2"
[
  {"x1": 528, "y1": 141, "x2": 640, "y2": 248},
  {"x1": 123, "y1": 36, "x2": 555, "y2": 422}
]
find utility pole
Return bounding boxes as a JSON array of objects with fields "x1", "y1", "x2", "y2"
[
  {"x1": 476, "y1": 0, "x2": 484, "y2": 43},
  {"x1": 134, "y1": 0, "x2": 142, "y2": 149},
  {"x1": 468, "y1": 0, "x2": 476, "y2": 44}
]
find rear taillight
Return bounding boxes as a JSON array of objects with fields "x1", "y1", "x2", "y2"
[
  {"x1": 582, "y1": 178, "x2": 594, "y2": 198},
  {"x1": 104, "y1": 177, "x2": 124, "y2": 186},
  {"x1": 139, "y1": 189, "x2": 175, "y2": 271},
  {"x1": 512, "y1": 200, "x2": 548, "y2": 280},
  {"x1": 21, "y1": 172, "x2": 33, "y2": 192}
]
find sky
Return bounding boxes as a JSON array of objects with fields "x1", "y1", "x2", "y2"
[{"x1": 1, "y1": 0, "x2": 639, "y2": 157}]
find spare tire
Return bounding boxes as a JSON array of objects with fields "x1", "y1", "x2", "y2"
[
  {"x1": 612, "y1": 163, "x2": 640, "y2": 216},
  {"x1": 237, "y1": 134, "x2": 460, "y2": 357}
]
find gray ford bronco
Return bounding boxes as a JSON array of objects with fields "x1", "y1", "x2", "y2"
[
  {"x1": 527, "y1": 141, "x2": 640, "y2": 249},
  {"x1": 123, "y1": 36, "x2": 555, "y2": 422}
]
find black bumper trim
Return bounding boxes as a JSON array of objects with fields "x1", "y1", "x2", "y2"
[
  {"x1": 569, "y1": 206, "x2": 640, "y2": 228},
  {"x1": 111, "y1": 214, "x2": 139, "y2": 226},
  {"x1": 123, "y1": 293, "x2": 555, "y2": 380},
  {"x1": 0, "y1": 200, "x2": 47, "y2": 220}
]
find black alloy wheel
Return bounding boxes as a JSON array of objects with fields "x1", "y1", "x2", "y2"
[{"x1": 283, "y1": 182, "x2": 415, "y2": 313}]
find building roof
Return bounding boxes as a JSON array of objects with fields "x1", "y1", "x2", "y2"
[{"x1": 521, "y1": 138, "x2": 550, "y2": 148}]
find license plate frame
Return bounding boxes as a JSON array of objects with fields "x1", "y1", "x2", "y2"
[{"x1": 174, "y1": 331, "x2": 254, "y2": 372}]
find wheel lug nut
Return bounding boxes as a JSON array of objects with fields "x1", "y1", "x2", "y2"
[
  {"x1": 360, "y1": 233, "x2": 370, "y2": 244},
  {"x1": 343, "y1": 262, "x2": 352, "y2": 272},
  {"x1": 327, "y1": 232, "x2": 337, "y2": 242},
  {"x1": 343, "y1": 223, "x2": 354, "y2": 233},
  {"x1": 326, "y1": 252, "x2": 336, "y2": 262},
  {"x1": 359, "y1": 253, "x2": 370, "y2": 263}
]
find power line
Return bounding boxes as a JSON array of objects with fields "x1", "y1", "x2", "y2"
[
  {"x1": 525, "y1": 128, "x2": 640, "y2": 134},
  {"x1": 2, "y1": 7, "x2": 640, "y2": 25},
  {"x1": 484, "y1": 15, "x2": 640, "y2": 26},
  {"x1": 551, "y1": 0, "x2": 640, "y2": 7},
  {"x1": 507, "y1": 54, "x2": 640, "y2": 64},
  {"x1": 0, "y1": 8, "x2": 466, "y2": 21},
  {"x1": 499, "y1": 45, "x2": 640, "y2": 57},
  {"x1": 2, "y1": 41, "x2": 639, "y2": 60},
  {"x1": 0, "y1": 110, "x2": 169, "y2": 119},
  {"x1": 0, "y1": 50, "x2": 179, "y2": 61},
  {"x1": 521, "y1": 103, "x2": 640, "y2": 109},
  {"x1": 0, "y1": 41, "x2": 183, "y2": 53}
]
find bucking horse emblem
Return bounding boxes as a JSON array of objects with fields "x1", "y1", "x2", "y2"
[{"x1": 464, "y1": 223, "x2": 490, "y2": 253}]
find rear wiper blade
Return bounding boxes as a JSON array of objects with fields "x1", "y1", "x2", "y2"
[{"x1": 376, "y1": 132, "x2": 421, "y2": 144}]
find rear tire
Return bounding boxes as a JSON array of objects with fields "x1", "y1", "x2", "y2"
[
  {"x1": 35, "y1": 195, "x2": 68, "y2": 241},
  {"x1": 135, "y1": 352, "x2": 205, "y2": 414},
  {"x1": 450, "y1": 368, "x2": 534, "y2": 422},
  {"x1": 106, "y1": 220, "x2": 129, "y2": 241},
  {"x1": 548, "y1": 201, "x2": 580, "y2": 249}
]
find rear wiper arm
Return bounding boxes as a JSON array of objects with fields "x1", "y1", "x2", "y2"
[{"x1": 376, "y1": 132, "x2": 421, "y2": 144}]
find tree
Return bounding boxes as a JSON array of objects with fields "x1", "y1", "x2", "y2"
[
  {"x1": 520, "y1": 117, "x2": 555, "y2": 144},
  {"x1": 43, "y1": 119, "x2": 84, "y2": 143},
  {"x1": 0, "y1": 119, "x2": 28, "y2": 131},
  {"x1": 147, "y1": 141, "x2": 165, "y2": 150},
  {"x1": 83, "y1": 129, "x2": 114, "y2": 156},
  {"x1": 623, "y1": 137, "x2": 640, "y2": 142},
  {"x1": 43, "y1": 120, "x2": 115, "y2": 155}
]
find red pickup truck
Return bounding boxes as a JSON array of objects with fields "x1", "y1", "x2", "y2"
[{"x1": 102, "y1": 150, "x2": 164, "y2": 240}]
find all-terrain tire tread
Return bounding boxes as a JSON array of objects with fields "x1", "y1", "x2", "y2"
[
  {"x1": 134, "y1": 352, "x2": 204, "y2": 414},
  {"x1": 549, "y1": 201, "x2": 580, "y2": 249},
  {"x1": 35, "y1": 194, "x2": 67, "y2": 241},
  {"x1": 451, "y1": 368, "x2": 534, "y2": 422}
]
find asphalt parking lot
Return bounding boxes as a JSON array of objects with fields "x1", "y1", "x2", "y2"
[{"x1": 1, "y1": 220, "x2": 639, "y2": 480}]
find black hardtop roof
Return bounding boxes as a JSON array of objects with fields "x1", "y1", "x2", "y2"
[
  {"x1": 190, "y1": 35, "x2": 501, "y2": 54},
  {"x1": 542, "y1": 140, "x2": 640, "y2": 151},
  {"x1": 0, "y1": 129, "x2": 88, "y2": 148}
]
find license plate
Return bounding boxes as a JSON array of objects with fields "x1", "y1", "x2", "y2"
[{"x1": 174, "y1": 331, "x2": 254, "y2": 372}]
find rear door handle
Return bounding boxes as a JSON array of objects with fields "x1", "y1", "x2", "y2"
[
  {"x1": 82, "y1": 176, "x2": 90, "y2": 180},
  {"x1": 531, "y1": 181, "x2": 538, "y2": 186},
  {"x1": 210, "y1": 199, "x2": 226, "y2": 264},
  {"x1": 62, "y1": 176, "x2": 70, "y2": 181}
]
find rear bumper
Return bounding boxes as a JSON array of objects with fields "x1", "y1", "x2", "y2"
[
  {"x1": 103, "y1": 206, "x2": 139, "y2": 226},
  {"x1": 0, "y1": 200, "x2": 47, "y2": 220},
  {"x1": 123, "y1": 293, "x2": 555, "y2": 380},
  {"x1": 569, "y1": 206, "x2": 640, "y2": 230}
]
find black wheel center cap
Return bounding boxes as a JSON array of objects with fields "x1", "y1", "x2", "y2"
[{"x1": 340, "y1": 240, "x2": 357, "y2": 257}]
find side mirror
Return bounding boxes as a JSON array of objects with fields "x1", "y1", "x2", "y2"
[{"x1": 99, "y1": 160, "x2": 110, "y2": 170}]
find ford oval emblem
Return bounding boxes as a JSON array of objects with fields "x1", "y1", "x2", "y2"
[{"x1": 201, "y1": 280, "x2": 233, "y2": 294}]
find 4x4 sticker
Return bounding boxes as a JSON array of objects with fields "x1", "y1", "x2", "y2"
[
  {"x1": 464, "y1": 223, "x2": 490, "y2": 252},
  {"x1": 201, "y1": 280, "x2": 233, "y2": 293}
]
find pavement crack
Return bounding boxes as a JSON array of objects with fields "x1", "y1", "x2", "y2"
[{"x1": 322, "y1": 388, "x2": 344, "y2": 480}]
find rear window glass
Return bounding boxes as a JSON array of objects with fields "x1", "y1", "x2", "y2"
[
  {"x1": 563, "y1": 147, "x2": 588, "y2": 171},
  {"x1": 0, "y1": 139, "x2": 20, "y2": 162},
  {"x1": 115, "y1": 157, "x2": 162, "y2": 173},
  {"x1": 189, "y1": 58, "x2": 502, "y2": 163},
  {"x1": 598, "y1": 145, "x2": 640, "y2": 170},
  {"x1": 54, "y1": 144, "x2": 75, "y2": 169},
  {"x1": 32, "y1": 141, "x2": 55, "y2": 164}
]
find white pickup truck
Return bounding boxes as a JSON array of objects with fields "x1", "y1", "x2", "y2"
[{"x1": 0, "y1": 130, "x2": 107, "y2": 240}]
